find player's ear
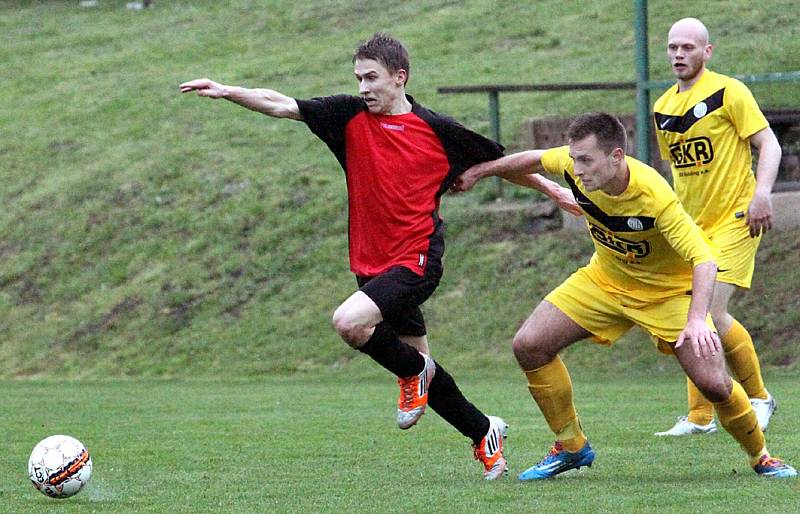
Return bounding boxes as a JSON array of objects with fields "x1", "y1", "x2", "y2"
[
  {"x1": 703, "y1": 43, "x2": 713, "y2": 62},
  {"x1": 610, "y1": 147, "x2": 625, "y2": 164},
  {"x1": 395, "y1": 69, "x2": 407, "y2": 87}
]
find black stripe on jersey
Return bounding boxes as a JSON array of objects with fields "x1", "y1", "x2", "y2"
[
  {"x1": 411, "y1": 99, "x2": 504, "y2": 197},
  {"x1": 653, "y1": 88, "x2": 725, "y2": 134},
  {"x1": 564, "y1": 173, "x2": 655, "y2": 232}
]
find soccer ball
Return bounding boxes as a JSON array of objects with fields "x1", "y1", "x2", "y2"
[{"x1": 28, "y1": 435, "x2": 92, "y2": 498}]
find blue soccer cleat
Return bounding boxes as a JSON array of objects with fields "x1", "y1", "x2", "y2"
[
  {"x1": 753, "y1": 455, "x2": 797, "y2": 478},
  {"x1": 518, "y1": 441, "x2": 595, "y2": 481}
]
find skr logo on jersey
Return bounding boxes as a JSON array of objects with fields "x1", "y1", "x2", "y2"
[
  {"x1": 669, "y1": 136, "x2": 714, "y2": 169},
  {"x1": 589, "y1": 224, "x2": 651, "y2": 260}
]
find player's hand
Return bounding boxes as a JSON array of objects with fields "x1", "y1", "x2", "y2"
[
  {"x1": 552, "y1": 186, "x2": 583, "y2": 217},
  {"x1": 746, "y1": 191, "x2": 773, "y2": 238},
  {"x1": 179, "y1": 78, "x2": 225, "y2": 99},
  {"x1": 451, "y1": 167, "x2": 482, "y2": 193},
  {"x1": 675, "y1": 319, "x2": 721, "y2": 359}
]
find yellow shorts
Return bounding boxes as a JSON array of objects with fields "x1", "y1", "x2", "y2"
[
  {"x1": 706, "y1": 216, "x2": 761, "y2": 289},
  {"x1": 545, "y1": 266, "x2": 714, "y2": 354}
]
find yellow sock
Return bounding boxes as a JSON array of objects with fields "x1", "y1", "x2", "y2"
[
  {"x1": 713, "y1": 380, "x2": 767, "y2": 464},
  {"x1": 686, "y1": 378, "x2": 714, "y2": 425},
  {"x1": 722, "y1": 319, "x2": 767, "y2": 400},
  {"x1": 525, "y1": 356, "x2": 586, "y2": 452}
]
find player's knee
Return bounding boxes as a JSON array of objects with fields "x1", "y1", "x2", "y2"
[
  {"x1": 331, "y1": 309, "x2": 357, "y2": 345},
  {"x1": 694, "y1": 375, "x2": 732, "y2": 403},
  {"x1": 709, "y1": 306, "x2": 728, "y2": 327},
  {"x1": 511, "y1": 331, "x2": 529, "y2": 356},
  {"x1": 512, "y1": 330, "x2": 546, "y2": 365},
  {"x1": 332, "y1": 308, "x2": 368, "y2": 348}
]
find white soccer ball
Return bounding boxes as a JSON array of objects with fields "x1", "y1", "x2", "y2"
[{"x1": 28, "y1": 435, "x2": 92, "y2": 498}]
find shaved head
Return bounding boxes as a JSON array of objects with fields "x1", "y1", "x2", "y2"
[
  {"x1": 666, "y1": 18, "x2": 713, "y2": 89},
  {"x1": 668, "y1": 17, "x2": 710, "y2": 45}
]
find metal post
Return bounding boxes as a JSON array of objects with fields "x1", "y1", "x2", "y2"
[
  {"x1": 634, "y1": 0, "x2": 650, "y2": 163},
  {"x1": 488, "y1": 90, "x2": 503, "y2": 198}
]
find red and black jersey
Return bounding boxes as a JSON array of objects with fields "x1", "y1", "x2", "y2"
[{"x1": 295, "y1": 94, "x2": 504, "y2": 277}]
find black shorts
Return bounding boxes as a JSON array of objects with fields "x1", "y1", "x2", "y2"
[{"x1": 357, "y1": 263, "x2": 442, "y2": 338}]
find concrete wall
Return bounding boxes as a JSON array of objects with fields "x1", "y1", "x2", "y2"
[{"x1": 771, "y1": 191, "x2": 800, "y2": 230}]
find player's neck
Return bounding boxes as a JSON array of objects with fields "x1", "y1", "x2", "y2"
[
  {"x1": 602, "y1": 160, "x2": 630, "y2": 196},
  {"x1": 677, "y1": 68, "x2": 706, "y2": 92},
  {"x1": 385, "y1": 94, "x2": 412, "y2": 115}
]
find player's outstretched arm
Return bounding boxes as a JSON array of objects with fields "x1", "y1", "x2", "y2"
[
  {"x1": 675, "y1": 260, "x2": 721, "y2": 358},
  {"x1": 452, "y1": 150, "x2": 546, "y2": 192},
  {"x1": 746, "y1": 127, "x2": 781, "y2": 237},
  {"x1": 179, "y1": 78, "x2": 302, "y2": 120},
  {"x1": 452, "y1": 150, "x2": 581, "y2": 216},
  {"x1": 505, "y1": 174, "x2": 583, "y2": 216}
]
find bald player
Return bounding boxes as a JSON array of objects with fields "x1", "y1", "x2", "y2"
[{"x1": 653, "y1": 18, "x2": 782, "y2": 437}]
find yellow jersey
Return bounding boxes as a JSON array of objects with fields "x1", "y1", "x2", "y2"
[
  {"x1": 653, "y1": 70, "x2": 769, "y2": 231},
  {"x1": 541, "y1": 146, "x2": 716, "y2": 303}
]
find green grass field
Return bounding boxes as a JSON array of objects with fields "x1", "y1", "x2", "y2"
[{"x1": 3, "y1": 371, "x2": 799, "y2": 513}]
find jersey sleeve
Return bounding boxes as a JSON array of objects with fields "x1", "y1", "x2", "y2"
[
  {"x1": 655, "y1": 197, "x2": 717, "y2": 267},
  {"x1": 415, "y1": 106, "x2": 504, "y2": 191},
  {"x1": 540, "y1": 146, "x2": 572, "y2": 176},
  {"x1": 295, "y1": 95, "x2": 365, "y2": 168},
  {"x1": 724, "y1": 79, "x2": 769, "y2": 140},
  {"x1": 421, "y1": 111, "x2": 504, "y2": 169}
]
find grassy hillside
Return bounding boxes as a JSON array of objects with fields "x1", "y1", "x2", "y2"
[{"x1": 1, "y1": 0, "x2": 798, "y2": 378}]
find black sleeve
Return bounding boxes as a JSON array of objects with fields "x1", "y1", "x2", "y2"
[
  {"x1": 295, "y1": 95, "x2": 365, "y2": 170},
  {"x1": 414, "y1": 105, "x2": 505, "y2": 193}
]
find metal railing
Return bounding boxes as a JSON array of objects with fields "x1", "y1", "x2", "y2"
[{"x1": 438, "y1": 71, "x2": 800, "y2": 196}]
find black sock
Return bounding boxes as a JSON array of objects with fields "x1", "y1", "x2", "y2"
[
  {"x1": 357, "y1": 323, "x2": 425, "y2": 378},
  {"x1": 427, "y1": 361, "x2": 490, "y2": 445}
]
